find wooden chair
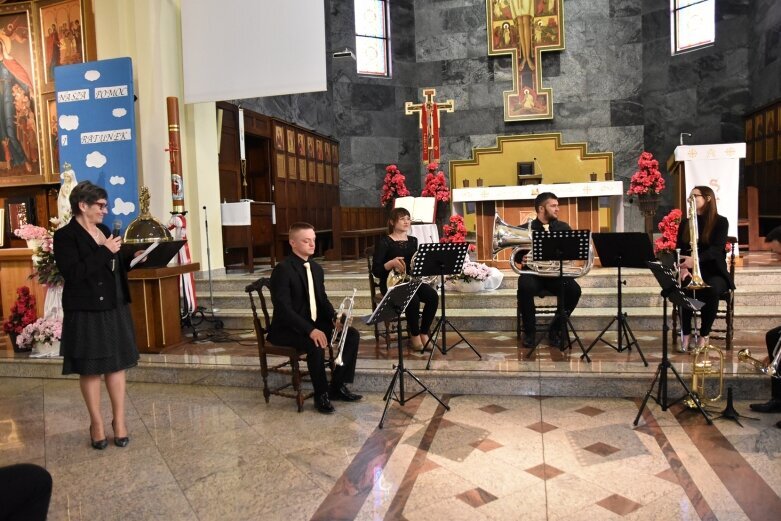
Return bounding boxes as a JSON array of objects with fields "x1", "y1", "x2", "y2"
[
  {"x1": 515, "y1": 288, "x2": 558, "y2": 340},
  {"x1": 672, "y1": 237, "x2": 737, "y2": 350},
  {"x1": 365, "y1": 246, "x2": 405, "y2": 349},
  {"x1": 245, "y1": 277, "x2": 312, "y2": 412}
]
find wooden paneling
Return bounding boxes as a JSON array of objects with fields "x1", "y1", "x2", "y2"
[{"x1": 744, "y1": 99, "x2": 781, "y2": 237}]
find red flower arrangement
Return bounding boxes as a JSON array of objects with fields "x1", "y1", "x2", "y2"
[
  {"x1": 627, "y1": 151, "x2": 665, "y2": 196},
  {"x1": 2, "y1": 286, "x2": 37, "y2": 337},
  {"x1": 654, "y1": 209, "x2": 682, "y2": 254},
  {"x1": 380, "y1": 164, "x2": 410, "y2": 208},
  {"x1": 441, "y1": 214, "x2": 475, "y2": 251},
  {"x1": 421, "y1": 163, "x2": 450, "y2": 203}
]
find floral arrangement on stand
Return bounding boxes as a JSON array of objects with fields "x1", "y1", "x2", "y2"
[
  {"x1": 422, "y1": 163, "x2": 451, "y2": 228},
  {"x1": 380, "y1": 164, "x2": 410, "y2": 209},
  {"x1": 654, "y1": 209, "x2": 682, "y2": 255},
  {"x1": 29, "y1": 218, "x2": 64, "y2": 288},
  {"x1": 441, "y1": 214, "x2": 475, "y2": 252},
  {"x1": 627, "y1": 151, "x2": 665, "y2": 198},
  {"x1": 14, "y1": 224, "x2": 49, "y2": 248},
  {"x1": 2, "y1": 286, "x2": 37, "y2": 352},
  {"x1": 17, "y1": 317, "x2": 62, "y2": 351}
]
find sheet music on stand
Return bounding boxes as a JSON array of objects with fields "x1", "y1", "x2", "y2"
[
  {"x1": 647, "y1": 261, "x2": 703, "y2": 313},
  {"x1": 409, "y1": 242, "x2": 469, "y2": 279},
  {"x1": 365, "y1": 279, "x2": 423, "y2": 326},
  {"x1": 531, "y1": 229, "x2": 590, "y2": 262}
]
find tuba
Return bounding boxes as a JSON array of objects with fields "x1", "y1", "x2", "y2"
[
  {"x1": 492, "y1": 213, "x2": 594, "y2": 277},
  {"x1": 684, "y1": 193, "x2": 709, "y2": 290},
  {"x1": 330, "y1": 288, "x2": 356, "y2": 366}
]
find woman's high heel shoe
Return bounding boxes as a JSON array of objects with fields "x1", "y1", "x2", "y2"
[
  {"x1": 90, "y1": 425, "x2": 108, "y2": 450},
  {"x1": 112, "y1": 419, "x2": 129, "y2": 448}
]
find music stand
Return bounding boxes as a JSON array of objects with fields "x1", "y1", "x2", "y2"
[
  {"x1": 366, "y1": 279, "x2": 450, "y2": 429},
  {"x1": 634, "y1": 261, "x2": 711, "y2": 426},
  {"x1": 409, "y1": 242, "x2": 481, "y2": 370},
  {"x1": 583, "y1": 233, "x2": 652, "y2": 366},
  {"x1": 532, "y1": 230, "x2": 591, "y2": 361}
]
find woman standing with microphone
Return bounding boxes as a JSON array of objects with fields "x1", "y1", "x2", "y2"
[{"x1": 54, "y1": 181, "x2": 140, "y2": 449}]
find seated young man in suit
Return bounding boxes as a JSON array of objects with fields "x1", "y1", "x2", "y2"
[
  {"x1": 749, "y1": 225, "x2": 781, "y2": 428},
  {"x1": 516, "y1": 192, "x2": 583, "y2": 350},
  {"x1": 267, "y1": 222, "x2": 362, "y2": 414}
]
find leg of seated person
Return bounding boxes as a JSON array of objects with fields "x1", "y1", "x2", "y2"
[
  {"x1": 695, "y1": 276, "x2": 728, "y2": 342},
  {"x1": 517, "y1": 274, "x2": 543, "y2": 337},
  {"x1": 329, "y1": 327, "x2": 362, "y2": 401},
  {"x1": 417, "y1": 283, "x2": 439, "y2": 338},
  {"x1": 405, "y1": 294, "x2": 423, "y2": 348},
  {"x1": 0, "y1": 463, "x2": 52, "y2": 521}
]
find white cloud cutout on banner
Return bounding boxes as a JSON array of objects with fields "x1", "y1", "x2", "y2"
[
  {"x1": 85, "y1": 70, "x2": 101, "y2": 81},
  {"x1": 113, "y1": 198, "x2": 135, "y2": 215},
  {"x1": 110, "y1": 176, "x2": 125, "y2": 185},
  {"x1": 59, "y1": 115, "x2": 79, "y2": 131},
  {"x1": 85, "y1": 151, "x2": 107, "y2": 168},
  {"x1": 112, "y1": 108, "x2": 127, "y2": 117}
]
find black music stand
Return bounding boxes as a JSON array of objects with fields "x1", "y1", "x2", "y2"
[
  {"x1": 410, "y1": 242, "x2": 481, "y2": 370},
  {"x1": 366, "y1": 280, "x2": 450, "y2": 429},
  {"x1": 532, "y1": 230, "x2": 591, "y2": 361},
  {"x1": 584, "y1": 233, "x2": 652, "y2": 366},
  {"x1": 634, "y1": 261, "x2": 711, "y2": 426}
]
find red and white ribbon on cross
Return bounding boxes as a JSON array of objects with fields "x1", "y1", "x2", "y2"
[{"x1": 169, "y1": 214, "x2": 197, "y2": 314}]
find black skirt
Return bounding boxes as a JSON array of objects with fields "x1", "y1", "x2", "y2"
[{"x1": 60, "y1": 269, "x2": 139, "y2": 376}]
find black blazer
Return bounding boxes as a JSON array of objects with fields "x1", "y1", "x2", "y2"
[
  {"x1": 266, "y1": 254, "x2": 336, "y2": 342},
  {"x1": 677, "y1": 214, "x2": 734, "y2": 289},
  {"x1": 53, "y1": 219, "x2": 132, "y2": 312}
]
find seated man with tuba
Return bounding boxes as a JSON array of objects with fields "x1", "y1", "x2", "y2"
[
  {"x1": 748, "y1": 226, "x2": 781, "y2": 426},
  {"x1": 517, "y1": 192, "x2": 582, "y2": 349},
  {"x1": 267, "y1": 222, "x2": 362, "y2": 415},
  {"x1": 676, "y1": 186, "x2": 734, "y2": 352},
  {"x1": 371, "y1": 208, "x2": 439, "y2": 349}
]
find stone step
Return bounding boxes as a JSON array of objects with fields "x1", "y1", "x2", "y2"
[
  {"x1": 209, "y1": 305, "x2": 781, "y2": 333},
  {"x1": 206, "y1": 284, "x2": 781, "y2": 311},
  {"x1": 197, "y1": 267, "x2": 781, "y2": 292}
]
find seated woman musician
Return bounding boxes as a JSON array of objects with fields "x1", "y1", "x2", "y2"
[
  {"x1": 371, "y1": 208, "x2": 439, "y2": 349},
  {"x1": 676, "y1": 185, "x2": 734, "y2": 351}
]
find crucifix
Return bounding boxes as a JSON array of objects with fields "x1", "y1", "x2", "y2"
[{"x1": 404, "y1": 88, "x2": 454, "y2": 165}]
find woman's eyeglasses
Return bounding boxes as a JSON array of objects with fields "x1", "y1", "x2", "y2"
[{"x1": 92, "y1": 202, "x2": 108, "y2": 210}]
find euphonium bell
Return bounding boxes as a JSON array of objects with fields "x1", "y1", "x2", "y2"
[{"x1": 685, "y1": 342, "x2": 724, "y2": 408}]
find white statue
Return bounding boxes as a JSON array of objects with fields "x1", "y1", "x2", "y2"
[{"x1": 58, "y1": 163, "x2": 77, "y2": 228}]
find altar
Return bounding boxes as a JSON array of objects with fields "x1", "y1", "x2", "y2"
[{"x1": 453, "y1": 181, "x2": 624, "y2": 267}]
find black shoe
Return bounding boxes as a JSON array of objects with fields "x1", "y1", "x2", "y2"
[
  {"x1": 112, "y1": 420, "x2": 129, "y2": 447},
  {"x1": 548, "y1": 330, "x2": 568, "y2": 350},
  {"x1": 90, "y1": 425, "x2": 108, "y2": 450},
  {"x1": 314, "y1": 393, "x2": 335, "y2": 414},
  {"x1": 749, "y1": 398, "x2": 781, "y2": 413},
  {"x1": 522, "y1": 335, "x2": 536, "y2": 349},
  {"x1": 329, "y1": 384, "x2": 363, "y2": 402}
]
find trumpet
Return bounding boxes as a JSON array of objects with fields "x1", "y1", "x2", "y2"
[
  {"x1": 685, "y1": 342, "x2": 724, "y2": 408},
  {"x1": 738, "y1": 348, "x2": 780, "y2": 378},
  {"x1": 330, "y1": 288, "x2": 356, "y2": 366}
]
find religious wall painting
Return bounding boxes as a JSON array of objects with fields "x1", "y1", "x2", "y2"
[
  {"x1": 332, "y1": 144, "x2": 339, "y2": 164},
  {"x1": 273, "y1": 125, "x2": 284, "y2": 151},
  {"x1": 286, "y1": 128, "x2": 294, "y2": 153},
  {"x1": 306, "y1": 136, "x2": 314, "y2": 158},
  {"x1": 6, "y1": 196, "x2": 35, "y2": 237},
  {"x1": 324, "y1": 141, "x2": 331, "y2": 163},
  {"x1": 44, "y1": 93, "x2": 59, "y2": 175},
  {"x1": 0, "y1": 7, "x2": 41, "y2": 181},
  {"x1": 315, "y1": 139, "x2": 323, "y2": 161},
  {"x1": 39, "y1": 0, "x2": 85, "y2": 89},
  {"x1": 404, "y1": 88, "x2": 454, "y2": 165},
  {"x1": 486, "y1": 0, "x2": 564, "y2": 121},
  {"x1": 296, "y1": 133, "x2": 305, "y2": 157}
]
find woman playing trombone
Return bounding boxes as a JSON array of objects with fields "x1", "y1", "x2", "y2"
[
  {"x1": 677, "y1": 185, "x2": 734, "y2": 351},
  {"x1": 372, "y1": 208, "x2": 439, "y2": 349}
]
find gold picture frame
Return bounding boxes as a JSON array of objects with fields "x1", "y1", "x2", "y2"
[
  {"x1": 37, "y1": 0, "x2": 87, "y2": 91},
  {"x1": 43, "y1": 92, "x2": 59, "y2": 177}
]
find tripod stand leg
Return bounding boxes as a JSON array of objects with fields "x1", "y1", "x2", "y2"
[
  {"x1": 667, "y1": 364, "x2": 712, "y2": 424},
  {"x1": 440, "y1": 319, "x2": 481, "y2": 358},
  {"x1": 379, "y1": 368, "x2": 401, "y2": 429},
  {"x1": 402, "y1": 369, "x2": 451, "y2": 411},
  {"x1": 621, "y1": 316, "x2": 648, "y2": 366},
  {"x1": 634, "y1": 363, "x2": 664, "y2": 425},
  {"x1": 566, "y1": 318, "x2": 589, "y2": 362},
  {"x1": 583, "y1": 315, "x2": 617, "y2": 357}
]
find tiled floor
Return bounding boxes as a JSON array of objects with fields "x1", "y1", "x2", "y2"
[{"x1": 1, "y1": 377, "x2": 779, "y2": 520}]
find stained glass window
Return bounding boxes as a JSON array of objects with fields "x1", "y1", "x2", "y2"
[
  {"x1": 671, "y1": 0, "x2": 715, "y2": 54},
  {"x1": 354, "y1": 0, "x2": 390, "y2": 76}
]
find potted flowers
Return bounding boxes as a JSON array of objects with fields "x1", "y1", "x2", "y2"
[
  {"x1": 421, "y1": 163, "x2": 451, "y2": 225},
  {"x1": 441, "y1": 214, "x2": 475, "y2": 252},
  {"x1": 380, "y1": 164, "x2": 410, "y2": 211},
  {"x1": 627, "y1": 151, "x2": 665, "y2": 216},
  {"x1": 447, "y1": 261, "x2": 491, "y2": 292},
  {"x1": 17, "y1": 317, "x2": 62, "y2": 355},
  {"x1": 30, "y1": 219, "x2": 64, "y2": 288},
  {"x1": 14, "y1": 224, "x2": 48, "y2": 250},
  {"x1": 2, "y1": 286, "x2": 37, "y2": 352},
  {"x1": 654, "y1": 209, "x2": 682, "y2": 267}
]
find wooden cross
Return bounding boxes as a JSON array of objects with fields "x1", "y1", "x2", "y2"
[{"x1": 404, "y1": 88, "x2": 454, "y2": 165}]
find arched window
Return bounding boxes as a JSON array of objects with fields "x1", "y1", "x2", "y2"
[
  {"x1": 354, "y1": 0, "x2": 391, "y2": 76},
  {"x1": 671, "y1": 0, "x2": 715, "y2": 54}
]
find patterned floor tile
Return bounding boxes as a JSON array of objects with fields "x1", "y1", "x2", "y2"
[
  {"x1": 526, "y1": 421, "x2": 558, "y2": 434},
  {"x1": 583, "y1": 442, "x2": 621, "y2": 457},
  {"x1": 596, "y1": 494, "x2": 642, "y2": 516},
  {"x1": 455, "y1": 487, "x2": 499, "y2": 508},
  {"x1": 469, "y1": 438, "x2": 503, "y2": 452},
  {"x1": 575, "y1": 406, "x2": 606, "y2": 417},
  {"x1": 478, "y1": 404, "x2": 508, "y2": 414},
  {"x1": 525, "y1": 463, "x2": 565, "y2": 481}
]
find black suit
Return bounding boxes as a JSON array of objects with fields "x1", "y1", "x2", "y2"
[
  {"x1": 53, "y1": 219, "x2": 131, "y2": 311},
  {"x1": 516, "y1": 218, "x2": 582, "y2": 337},
  {"x1": 677, "y1": 214, "x2": 733, "y2": 336},
  {"x1": 267, "y1": 254, "x2": 358, "y2": 396}
]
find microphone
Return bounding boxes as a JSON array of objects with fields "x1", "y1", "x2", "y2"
[
  {"x1": 112, "y1": 219, "x2": 122, "y2": 238},
  {"x1": 111, "y1": 220, "x2": 121, "y2": 271}
]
